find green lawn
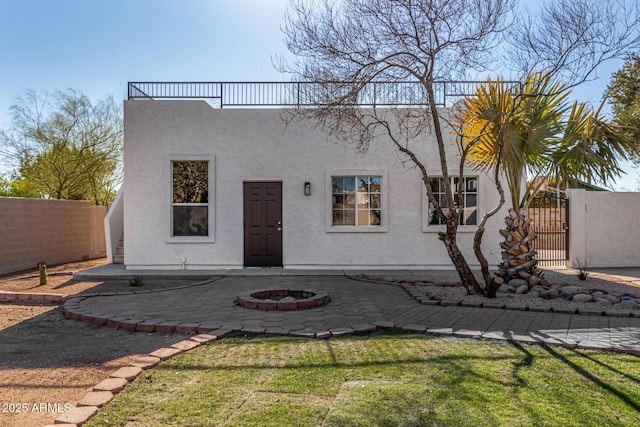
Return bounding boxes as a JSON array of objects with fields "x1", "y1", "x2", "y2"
[{"x1": 86, "y1": 332, "x2": 640, "y2": 426}]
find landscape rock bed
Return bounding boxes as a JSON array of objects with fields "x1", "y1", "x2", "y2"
[
  {"x1": 354, "y1": 274, "x2": 640, "y2": 317},
  {"x1": 235, "y1": 289, "x2": 330, "y2": 311}
]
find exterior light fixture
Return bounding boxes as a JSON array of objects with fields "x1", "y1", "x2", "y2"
[{"x1": 304, "y1": 182, "x2": 311, "y2": 196}]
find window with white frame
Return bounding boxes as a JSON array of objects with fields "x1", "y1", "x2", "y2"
[
  {"x1": 172, "y1": 160, "x2": 209, "y2": 236},
  {"x1": 428, "y1": 176, "x2": 478, "y2": 226},
  {"x1": 332, "y1": 176, "x2": 382, "y2": 226}
]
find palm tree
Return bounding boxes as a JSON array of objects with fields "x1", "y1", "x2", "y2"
[{"x1": 457, "y1": 73, "x2": 638, "y2": 286}]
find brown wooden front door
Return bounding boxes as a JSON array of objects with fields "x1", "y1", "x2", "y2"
[{"x1": 243, "y1": 182, "x2": 283, "y2": 267}]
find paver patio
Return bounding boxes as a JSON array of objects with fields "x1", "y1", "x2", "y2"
[{"x1": 63, "y1": 270, "x2": 640, "y2": 353}]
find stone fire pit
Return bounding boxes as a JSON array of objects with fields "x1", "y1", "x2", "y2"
[{"x1": 235, "y1": 289, "x2": 330, "y2": 311}]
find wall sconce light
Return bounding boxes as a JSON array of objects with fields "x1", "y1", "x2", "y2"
[{"x1": 304, "y1": 182, "x2": 311, "y2": 196}]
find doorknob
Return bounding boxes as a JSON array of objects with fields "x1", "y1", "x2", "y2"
[{"x1": 277, "y1": 227, "x2": 282, "y2": 231}]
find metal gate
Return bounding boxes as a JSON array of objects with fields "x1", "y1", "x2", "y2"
[{"x1": 528, "y1": 189, "x2": 569, "y2": 266}]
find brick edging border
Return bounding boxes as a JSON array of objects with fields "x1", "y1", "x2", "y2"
[{"x1": 0, "y1": 291, "x2": 68, "y2": 303}]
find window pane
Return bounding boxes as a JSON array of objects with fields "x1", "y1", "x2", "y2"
[
  {"x1": 429, "y1": 178, "x2": 440, "y2": 193},
  {"x1": 464, "y1": 208, "x2": 478, "y2": 225},
  {"x1": 466, "y1": 177, "x2": 478, "y2": 192},
  {"x1": 370, "y1": 210, "x2": 381, "y2": 225},
  {"x1": 369, "y1": 194, "x2": 381, "y2": 208},
  {"x1": 358, "y1": 176, "x2": 369, "y2": 191},
  {"x1": 344, "y1": 177, "x2": 355, "y2": 192},
  {"x1": 173, "y1": 206, "x2": 208, "y2": 236},
  {"x1": 332, "y1": 210, "x2": 344, "y2": 225},
  {"x1": 343, "y1": 209, "x2": 355, "y2": 225},
  {"x1": 466, "y1": 194, "x2": 477, "y2": 208},
  {"x1": 344, "y1": 193, "x2": 356, "y2": 208},
  {"x1": 333, "y1": 194, "x2": 344, "y2": 208},
  {"x1": 332, "y1": 177, "x2": 344, "y2": 193},
  {"x1": 357, "y1": 192, "x2": 369, "y2": 208},
  {"x1": 370, "y1": 177, "x2": 381, "y2": 193},
  {"x1": 439, "y1": 194, "x2": 449, "y2": 208},
  {"x1": 173, "y1": 161, "x2": 208, "y2": 203},
  {"x1": 357, "y1": 209, "x2": 370, "y2": 225}
]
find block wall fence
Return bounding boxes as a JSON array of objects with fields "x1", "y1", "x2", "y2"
[
  {"x1": 0, "y1": 197, "x2": 107, "y2": 276},
  {"x1": 567, "y1": 189, "x2": 640, "y2": 268}
]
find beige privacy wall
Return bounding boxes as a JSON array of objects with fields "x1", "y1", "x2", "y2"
[
  {"x1": 567, "y1": 189, "x2": 640, "y2": 268},
  {"x1": 0, "y1": 197, "x2": 107, "y2": 276}
]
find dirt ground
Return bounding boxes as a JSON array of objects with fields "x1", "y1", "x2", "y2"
[
  {"x1": 0, "y1": 260, "x2": 638, "y2": 427},
  {"x1": 0, "y1": 260, "x2": 193, "y2": 427}
]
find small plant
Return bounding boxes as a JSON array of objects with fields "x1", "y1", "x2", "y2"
[
  {"x1": 39, "y1": 264, "x2": 47, "y2": 286},
  {"x1": 575, "y1": 258, "x2": 591, "y2": 280},
  {"x1": 129, "y1": 276, "x2": 144, "y2": 287}
]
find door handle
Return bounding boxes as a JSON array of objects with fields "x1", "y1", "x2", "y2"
[{"x1": 277, "y1": 227, "x2": 282, "y2": 231}]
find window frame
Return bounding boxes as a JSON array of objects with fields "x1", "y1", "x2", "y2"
[
  {"x1": 422, "y1": 175, "x2": 479, "y2": 233},
  {"x1": 167, "y1": 155, "x2": 216, "y2": 244},
  {"x1": 325, "y1": 170, "x2": 388, "y2": 233}
]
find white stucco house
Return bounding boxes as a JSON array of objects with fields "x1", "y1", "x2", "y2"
[{"x1": 106, "y1": 82, "x2": 511, "y2": 270}]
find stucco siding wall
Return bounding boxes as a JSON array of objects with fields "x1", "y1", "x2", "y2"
[
  {"x1": 0, "y1": 198, "x2": 107, "y2": 275},
  {"x1": 584, "y1": 192, "x2": 640, "y2": 267},
  {"x1": 124, "y1": 100, "x2": 509, "y2": 269}
]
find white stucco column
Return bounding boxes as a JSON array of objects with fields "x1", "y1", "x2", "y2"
[{"x1": 566, "y1": 188, "x2": 586, "y2": 268}]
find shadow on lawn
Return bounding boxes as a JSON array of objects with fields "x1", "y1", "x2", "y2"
[{"x1": 545, "y1": 345, "x2": 640, "y2": 412}]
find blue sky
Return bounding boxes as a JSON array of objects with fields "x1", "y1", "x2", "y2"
[{"x1": 0, "y1": 0, "x2": 637, "y2": 189}]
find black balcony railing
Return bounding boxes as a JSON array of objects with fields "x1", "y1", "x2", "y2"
[{"x1": 128, "y1": 81, "x2": 517, "y2": 108}]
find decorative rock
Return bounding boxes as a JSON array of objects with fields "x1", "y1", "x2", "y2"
[
  {"x1": 603, "y1": 295, "x2": 620, "y2": 304},
  {"x1": 593, "y1": 298, "x2": 612, "y2": 305},
  {"x1": 529, "y1": 285, "x2": 546, "y2": 293},
  {"x1": 571, "y1": 294, "x2": 593, "y2": 303},
  {"x1": 560, "y1": 286, "x2": 579, "y2": 297},
  {"x1": 510, "y1": 279, "x2": 528, "y2": 288},
  {"x1": 614, "y1": 300, "x2": 640, "y2": 309},
  {"x1": 542, "y1": 289, "x2": 559, "y2": 299},
  {"x1": 528, "y1": 275, "x2": 541, "y2": 287},
  {"x1": 497, "y1": 284, "x2": 514, "y2": 293},
  {"x1": 515, "y1": 284, "x2": 529, "y2": 294}
]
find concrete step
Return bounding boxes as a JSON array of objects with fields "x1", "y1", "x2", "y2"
[{"x1": 113, "y1": 233, "x2": 124, "y2": 264}]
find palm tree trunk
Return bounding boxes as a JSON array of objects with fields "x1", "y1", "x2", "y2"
[{"x1": 497, "y1": 208, "x2": 544, "y2": 286}]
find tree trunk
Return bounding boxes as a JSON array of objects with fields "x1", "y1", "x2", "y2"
[
  {"x1": 439, "y1": 223, "x2": 483, "y2": 295},
  {"x1": 497, "y1": 208, "x2": 544, "y2": 286},
  {"x1": 473, "y1": 225, "x2": 504, "y2": 297}
]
